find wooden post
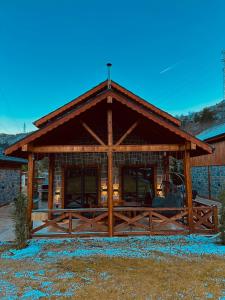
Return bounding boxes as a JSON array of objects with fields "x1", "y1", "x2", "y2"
[
  {"x1": 208, "y1": 166, "x2": 211, "y2": 200},
  {"x1": 163, "y1": 153, "x2": 170, "y2": 182},
  {"x1": 212, "y1": 205, "x2": 219, "y2": 233},
  {"x1": 48, "y1": 154, "x2": 55, "y2": 219},
  {"x1": 27, "y1": 153, "x2": 34, "y2": 231},
  {"x1": 183, "y1": 147, "x2": 193, "y2": 232},
  {"x1": 107, "y1": 107, "x2": 113, "y2": 237}
]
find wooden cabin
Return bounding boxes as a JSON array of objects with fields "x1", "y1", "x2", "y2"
[
  {"x1": 5, "y1": 80, "x2": 218, "y2": 237},
  {"x1": 192, "y1": 123, "x2": 225, "y2": 200}
]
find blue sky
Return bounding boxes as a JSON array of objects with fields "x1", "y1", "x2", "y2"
[{"x1": 0, "y1": 0, "x2": 224, "y2": 133}]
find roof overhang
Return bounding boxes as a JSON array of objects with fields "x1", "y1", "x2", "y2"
[
  {"x1": 5, "y1": 89, "x2": 212, "y2": 158},
  {"x1": 34, "y1": 80, "x2": 181, "y2": 128}
]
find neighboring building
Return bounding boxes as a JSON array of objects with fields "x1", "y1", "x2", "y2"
[
  {"x1": 5, "y1": 79, "x2": 217, "y2": 237},
  {"x1": 191, "y1": 122, "x2": 225, "y2": 200},
  {"x1": 0, "y1": 148, "x2": 27, "y2": 206}
]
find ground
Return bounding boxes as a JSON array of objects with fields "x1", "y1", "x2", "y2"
[{"x1": 0, "y1": 235, "x2": 225, "y2": 299}]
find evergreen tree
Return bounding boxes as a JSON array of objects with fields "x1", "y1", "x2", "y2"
[{"x1": 12, "y1": 193, "x2": 29, "y2": 249}]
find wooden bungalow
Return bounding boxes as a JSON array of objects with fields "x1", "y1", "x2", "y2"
[{"x1": 5, "y1": 80, "x2": 218, "y2": 237}]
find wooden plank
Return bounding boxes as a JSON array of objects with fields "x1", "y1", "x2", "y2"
[
  {"x1": 28, "y1": 145, "x2": 108, "y2": 153},
  {"x1": 183, "y1": 146, "x2": 193, "y2": 232},
  {"x1": 27, "y1": 144, "x2": 189, "y2": 153},
  {"x1": 27, "y1": 153, "x2": 34, "y2": 231},
  {"x1": 115, "y1": 121, "x2": 138, "y2": 145},
  {"x1": 208, "y1": 166, "x2": 211, "y2": 199},
  {"x1": 32, "y1": 232, "x2": 108, "y2": 238},
  {"x1": 48, "y1": 154, "x2": 55, "y2": 219},
  {"x1": 107, "y1": 108, "x2": 113, "y2": 237},
  {"x1": 31, "y1": 213, "x2": 68, "y2": 234},
  {"x1": 107, "y1": 95, "x2": 113, "y2": 103},
  {"x1": 112, "y1": 145, "x2": 182, "y2": 152},
  {"x1": 32, "y1": 207, "x2": 192, "y2": 213},
  {"x1": 82, "y1": 122, "x2": 106, "y2": 146},
  {"x1": 212, "y1": 205, "x2": 219, "y2": 232}
]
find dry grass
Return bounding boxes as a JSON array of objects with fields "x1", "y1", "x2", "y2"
[
  {"x1": 61, "y1": 255, "x2": 225, "y2": 300},
  {"x1": 0, "y1": 253, "x2": 225, "y2": 299}
]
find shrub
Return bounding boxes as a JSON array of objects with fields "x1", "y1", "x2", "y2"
[
  {"x1": 12, "y1": 193, "x2": 29, "y2": 249},
  {"x1": 218, "y1": 189, "x2": 225, "y2": 244}
]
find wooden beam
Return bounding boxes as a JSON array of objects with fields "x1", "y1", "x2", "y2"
[
  {"x1": 26, "y1": 144, "x2": 187, "y2": 153},
  {"x1": 183, "y1": 145, "x2": 193, "y2": 232},
  {"x1": 112, "y1": 144, "x2": 182, "y2": 152},
  {"x1": 48, "y1": 154, "x2": 55, "y2": 219},
  {"x1": 115, "y1": 121, "x2": 138, "y2": 145},
  {"x1": 22, "y1": 144, "x2": 28, "y2": 151},
  {"x1": 27, "y1": 145, "x2": 108, "y2": 153},
  {"x1": 163, "y1": 153, "x2": 170, "y2": 181},
  {"x1": 81, "y1": 122, "x2": 106, "y2": 146},
  {"x1": 108, "y1": 109, "x2": 113, "y2": 146},
  {"x1": 180, "y1": 143, "x2": 196, "y2": 151},
  {"x1": 107, "y1": 95, "x2": 113, "y2": 103},
  {"x1": 107, "y1": 108, "x2": 113, "y2": 237},
  {"x1": 208, "y1": 166, "x2": 211, "y2": 200},
  {"x1": 27, "y1": 153, "x2": 34, "y2": 232}
]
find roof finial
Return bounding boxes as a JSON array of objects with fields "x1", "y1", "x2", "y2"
[{"x1": 106, "y1": 63, "x2": 112, "y2": 89}]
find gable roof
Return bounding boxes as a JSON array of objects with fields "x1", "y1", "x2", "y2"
[
  {"x1": 5, "y1": 87, "x2": 212, "y2": 157},
  {"x1": 0, "y1": 148, "x2": 27, "y2": 165},
  {"x1": 34, "y1": 80, "x2": 181, "y2": 128},
  {"x1": 197, "y1": 122, "x2": 225, "y2": 143}
]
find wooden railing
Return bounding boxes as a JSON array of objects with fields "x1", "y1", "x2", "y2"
[
  {"x1": 31, "y1": 208, "x2": 109, "y2": 238},
  {"x1": 192, "y1": 205, "x2": 218, "y2": 233},
  {"x1": 113, "y1": 207, "x2": 189, "y2": 235},
  {"x1": 31, "y1": 206, "x2": 218, "y2": 238}
]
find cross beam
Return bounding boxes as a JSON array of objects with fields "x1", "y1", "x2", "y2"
[{"x1": 24, "y1": 144, "x2": 190, "y2": 153}]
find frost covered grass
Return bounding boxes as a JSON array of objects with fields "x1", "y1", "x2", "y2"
[{"x1": 0, "y1": 235, "x2": 225, "y2": 299}]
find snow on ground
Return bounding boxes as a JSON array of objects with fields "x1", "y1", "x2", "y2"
[
  {"x1": 0, "y1": 235, "x2": 225, "y2": 299},
  {"x1": 1, "y1": 235, "x2": 225, "y2": 262}
]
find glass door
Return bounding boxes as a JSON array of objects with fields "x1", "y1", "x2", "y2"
[
  {"x1": 122, "y1": 166, "x2": 155, "y2": 206},
  {"x1": 64, "y1": 167, "x2": 98, "y2": 208}
]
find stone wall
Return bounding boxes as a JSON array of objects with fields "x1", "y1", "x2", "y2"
[
  {"x1": 0, "y1": 168, "x2": 21, "y2": 205},
  {"x1": 192, "y1": 165, "x2": 225, "y2": 200},
  {"x1": 53, "y1": 152, "x2": 165, "y2": 208}
]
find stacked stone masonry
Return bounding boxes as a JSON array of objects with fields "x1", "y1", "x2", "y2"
[
  {"x1": 192, "y1": 165, "x2": 225, "y2": 200},
  {"x1": 0, "y1": 168, "x2": 21, "y2": 205},
  {"x1": 53, "y1": 152, "x2": 165, "y2": 208}
]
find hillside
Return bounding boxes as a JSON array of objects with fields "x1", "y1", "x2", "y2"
[
  {"x1": 0, "y1": 132, "x2": 30, "y2": 149},
  {"x1": 179, "y1": 99, "x2": 225, "y2": 135}
]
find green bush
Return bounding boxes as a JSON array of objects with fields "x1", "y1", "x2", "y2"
[
  {"x1": 218, "y1": 189, "x2": 225, "y2": 244},
  {"x1": 12, "y1": 193, "x2": 29, "y2": 249}
]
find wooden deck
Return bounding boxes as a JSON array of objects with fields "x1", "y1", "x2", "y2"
[{"x1": 31, "y1": 206, "x2": 218, "y2": 238}]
